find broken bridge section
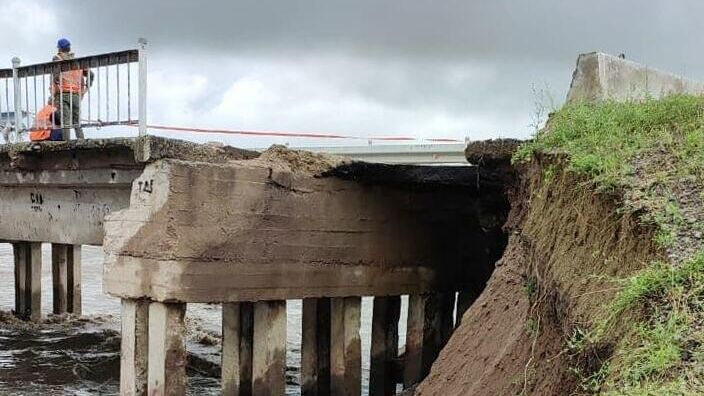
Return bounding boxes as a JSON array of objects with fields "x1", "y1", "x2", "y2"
[
  {"x1": 104, "y1": 145, "x2": 516, "y2": 395},
  {"x1": 0, "y1": 137, "x2": 255, "y2": 322}
]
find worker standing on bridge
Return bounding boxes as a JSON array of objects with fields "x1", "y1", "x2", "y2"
[{"x1": 51, "y1": 38, "x2": 93, "y2": 141}]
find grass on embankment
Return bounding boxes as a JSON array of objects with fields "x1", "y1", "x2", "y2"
[{"x1": 513, "y1": 95, "x2": 704, "y2": 395}]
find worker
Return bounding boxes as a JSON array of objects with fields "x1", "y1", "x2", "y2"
[
  {"x1": 29, "y1": 99, "x2": 62, "y2": 142},
  {"x1": 51, "y1": 38, "x2": 93, "y2": 141}
]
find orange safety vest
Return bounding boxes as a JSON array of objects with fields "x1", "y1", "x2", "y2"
[
  {"x1": 55, "y1": 69, "x2": 84, "y2": 94},
  {"x1": 29, "y1": 104, "x2": 57, "y2": 141}
]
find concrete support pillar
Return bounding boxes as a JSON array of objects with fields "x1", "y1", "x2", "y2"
[
  {"x1": 369, "y1": 295, "x2": 401, "y2": 396},
  {"x1": 120, "y1": 298, "x2": 149, "y2": 396},
  {"x1": 403, "y1": 293, "x2": 455, "y2": 388},
  {"x1": 13, "y1": 242, "x2": 42, "y2": 322},
  {"x1": 222, "y1": 302, "x2": 254, "y2": 396},
  {"x1": 301, "y1": 297, "x2": 331, "y2": 396},
  {"x1": 148, "y1": 302, "x2": 187, "y2": 396},
  {"x1": 330, "y1": 296, "x2": 361, "y2": 396},
  {"x1": 222, "y1": 303, "x2": 241, "y2": 396},
  {"x1": 52, "y1": 244, "x2": 82, "y2": 315},
  {"x1": 252, "y1": 300, "x2": 287, "y2": 396}
]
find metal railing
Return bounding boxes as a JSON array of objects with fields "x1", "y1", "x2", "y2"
[{"x1": 0, "y1": 39, "x2": 147, "y2": 143}]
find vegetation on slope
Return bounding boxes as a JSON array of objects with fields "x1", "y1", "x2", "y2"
[{"x1": 514, "y1": 95, "x2": 704, "y2": 395}]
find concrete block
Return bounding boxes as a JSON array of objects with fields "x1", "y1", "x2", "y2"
[
  {"x1": 103, "y1": 158, "x2": 500, "y2": 302},
  {"x1": 567, "y1": 52, "x2": 704, "y2": 103}
]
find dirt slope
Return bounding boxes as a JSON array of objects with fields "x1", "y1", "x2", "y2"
[{"x1": 416, "y1": 157, "x2": 660, "y2": 396}]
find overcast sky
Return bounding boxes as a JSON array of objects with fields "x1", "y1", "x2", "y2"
[{"x1": 2, "y1": 0, "x2": 702, "y2": 148}]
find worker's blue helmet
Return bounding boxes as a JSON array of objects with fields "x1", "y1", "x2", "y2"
[{"x1": 57, "y1": 38, "x2": 71, "y2": 50}]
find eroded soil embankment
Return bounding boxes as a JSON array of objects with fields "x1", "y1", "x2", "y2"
[{"x1": 416, "y1": 155, "x2": 660, "y2": 396}]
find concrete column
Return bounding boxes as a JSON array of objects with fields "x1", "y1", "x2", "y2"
[
  {"x1": 52, "y1": 244, "x2": 68, "y2": 314},
  {"x1": 330, "y1": 296, "x2": 361, "y2": 396},
  {"x1": 222, "y1": 303, "x2": 241, "y2": 396},
  {"x1": 67, "y1": 244, "x2": 82, "y2": 315},
  {"x1": 301, "y1": 297, "x2": 331, "y2": 396},
  {"x1": 13, "y1": 242, "x2": 42, "y2": 322},
  {"x1": 252, "y1": 300, "x2": 287, "y2": 396},
  {"x1": 369, "y1": 295, "x2": 401, "y2": 396},
  {"x1": 403, "y1": 293, "x2": 455, "y2": 388},
  {"x1": 148, "y1": 302, "x2": 187, "y2": 396},
  {"x1": 120, "y1": 298, "x2": 149, "y2": 396},
  {"x1": 222, "y1": 302, "x2": 254, "y2": 396},
  {"x1": 223, "y1": 302, "x2": 258, "y2": 396},
  {"x1": 51, "y1": 244, "x2": 82, "y2": 315}
]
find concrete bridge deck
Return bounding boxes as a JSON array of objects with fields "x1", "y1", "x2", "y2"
[{"x1": 0, "y1": 137, "x2": 515, "y2": 396}]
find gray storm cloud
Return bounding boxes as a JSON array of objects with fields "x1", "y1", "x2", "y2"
[{"x1": 2, "y1": 0, "x2": 703, "y2": 146}]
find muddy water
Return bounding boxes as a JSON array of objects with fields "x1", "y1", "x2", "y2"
[{"x1": 0, "y1": 244, "x2": 408, "y2": 395}]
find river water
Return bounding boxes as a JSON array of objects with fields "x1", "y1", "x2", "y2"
[{"x1": 0, "y1": 244, "x2": 409, "y2": 395}]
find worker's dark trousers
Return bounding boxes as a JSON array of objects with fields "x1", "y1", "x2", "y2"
[{"x1": 58, "y1": 93, "x2": 84, "y2": 140}]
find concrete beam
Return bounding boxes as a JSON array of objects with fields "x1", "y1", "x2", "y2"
[
  {"x1": 0, "y1": 136, "x2": 257, "y2": 246},
  {"x1": 298, "y1": 143, "x2": 469, "y2": 165},
  {"x1": 104, "y1": 158, "x2": 505, "y2": 302},
  {"x1": 567, "y1": 52, "x2": 704, "y2": 103}
]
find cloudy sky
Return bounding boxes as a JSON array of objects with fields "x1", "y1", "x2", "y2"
[{"x1": 1, "y1": 0, "x2": 702, "y2": 148}]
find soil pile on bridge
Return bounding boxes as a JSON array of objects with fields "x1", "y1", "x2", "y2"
[
  {"x1": 251, "y1": 144, "x2": 350, "y2": 175},
  {"x1": 416, "y1": 95, "x2": 704, "y2": 395}
]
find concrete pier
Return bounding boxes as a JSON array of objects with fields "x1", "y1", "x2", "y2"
[
  {"x1": 301, "y1": 298, "x2": 331, "y2": 396},
  {"x1": 51, "y1": 244, "x2": 82, "y2": 315},
  {"x1": 13, "y1": 242, "x2": 42, "y2": 321},
  {"x1": 148, "y1": 302, "x2": 187, "y2": 396},
  {"x1": 330, "y1": 297, "x2": 362, "y2": 396},
  {"x1": 222, "y1": 302, "x2": 254, "y2": 395},
  {"x1": 404, "y1": 293, "x2": 455, "y2": 387},
  {"x1": 120, "y1": 299, "x2": 149, "y2": 396},
  {"x1": 252, "y1": 301, "x2": 287, "y2": 395},
  {"x1": 370, "y1": 295, "x2": 401, "y2": 396}
]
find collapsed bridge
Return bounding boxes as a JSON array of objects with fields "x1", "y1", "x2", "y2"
[{"x1": 0, "y1": 136, "x2": 515, "y2": 395}]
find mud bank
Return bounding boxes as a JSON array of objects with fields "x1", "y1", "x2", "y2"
[{"x1": 416, "y1": 151, "x2": 661, "y2": 395}]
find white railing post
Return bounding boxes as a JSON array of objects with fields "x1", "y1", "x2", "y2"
[
  {"x1": 11, "y1": 57, "x2": 21, "y2": 142},
  {"x1": 137, "y1": 38, "x2": 148, "y2": 137}
]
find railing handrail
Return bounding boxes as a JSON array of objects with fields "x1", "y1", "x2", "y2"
[{"x1": 1, "y1": 39, "x2": 147, "y2": 142}]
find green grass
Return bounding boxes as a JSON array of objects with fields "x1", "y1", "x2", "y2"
[
  {"x1": 582, "y1": 253, "x2": 704, "y2": 394},
  {"x1": 513, "y1": 95, "x2": 704, "y2": 192},
  {"x1": 514, "y1": 95, "x2": 704, "y2": 394}
]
